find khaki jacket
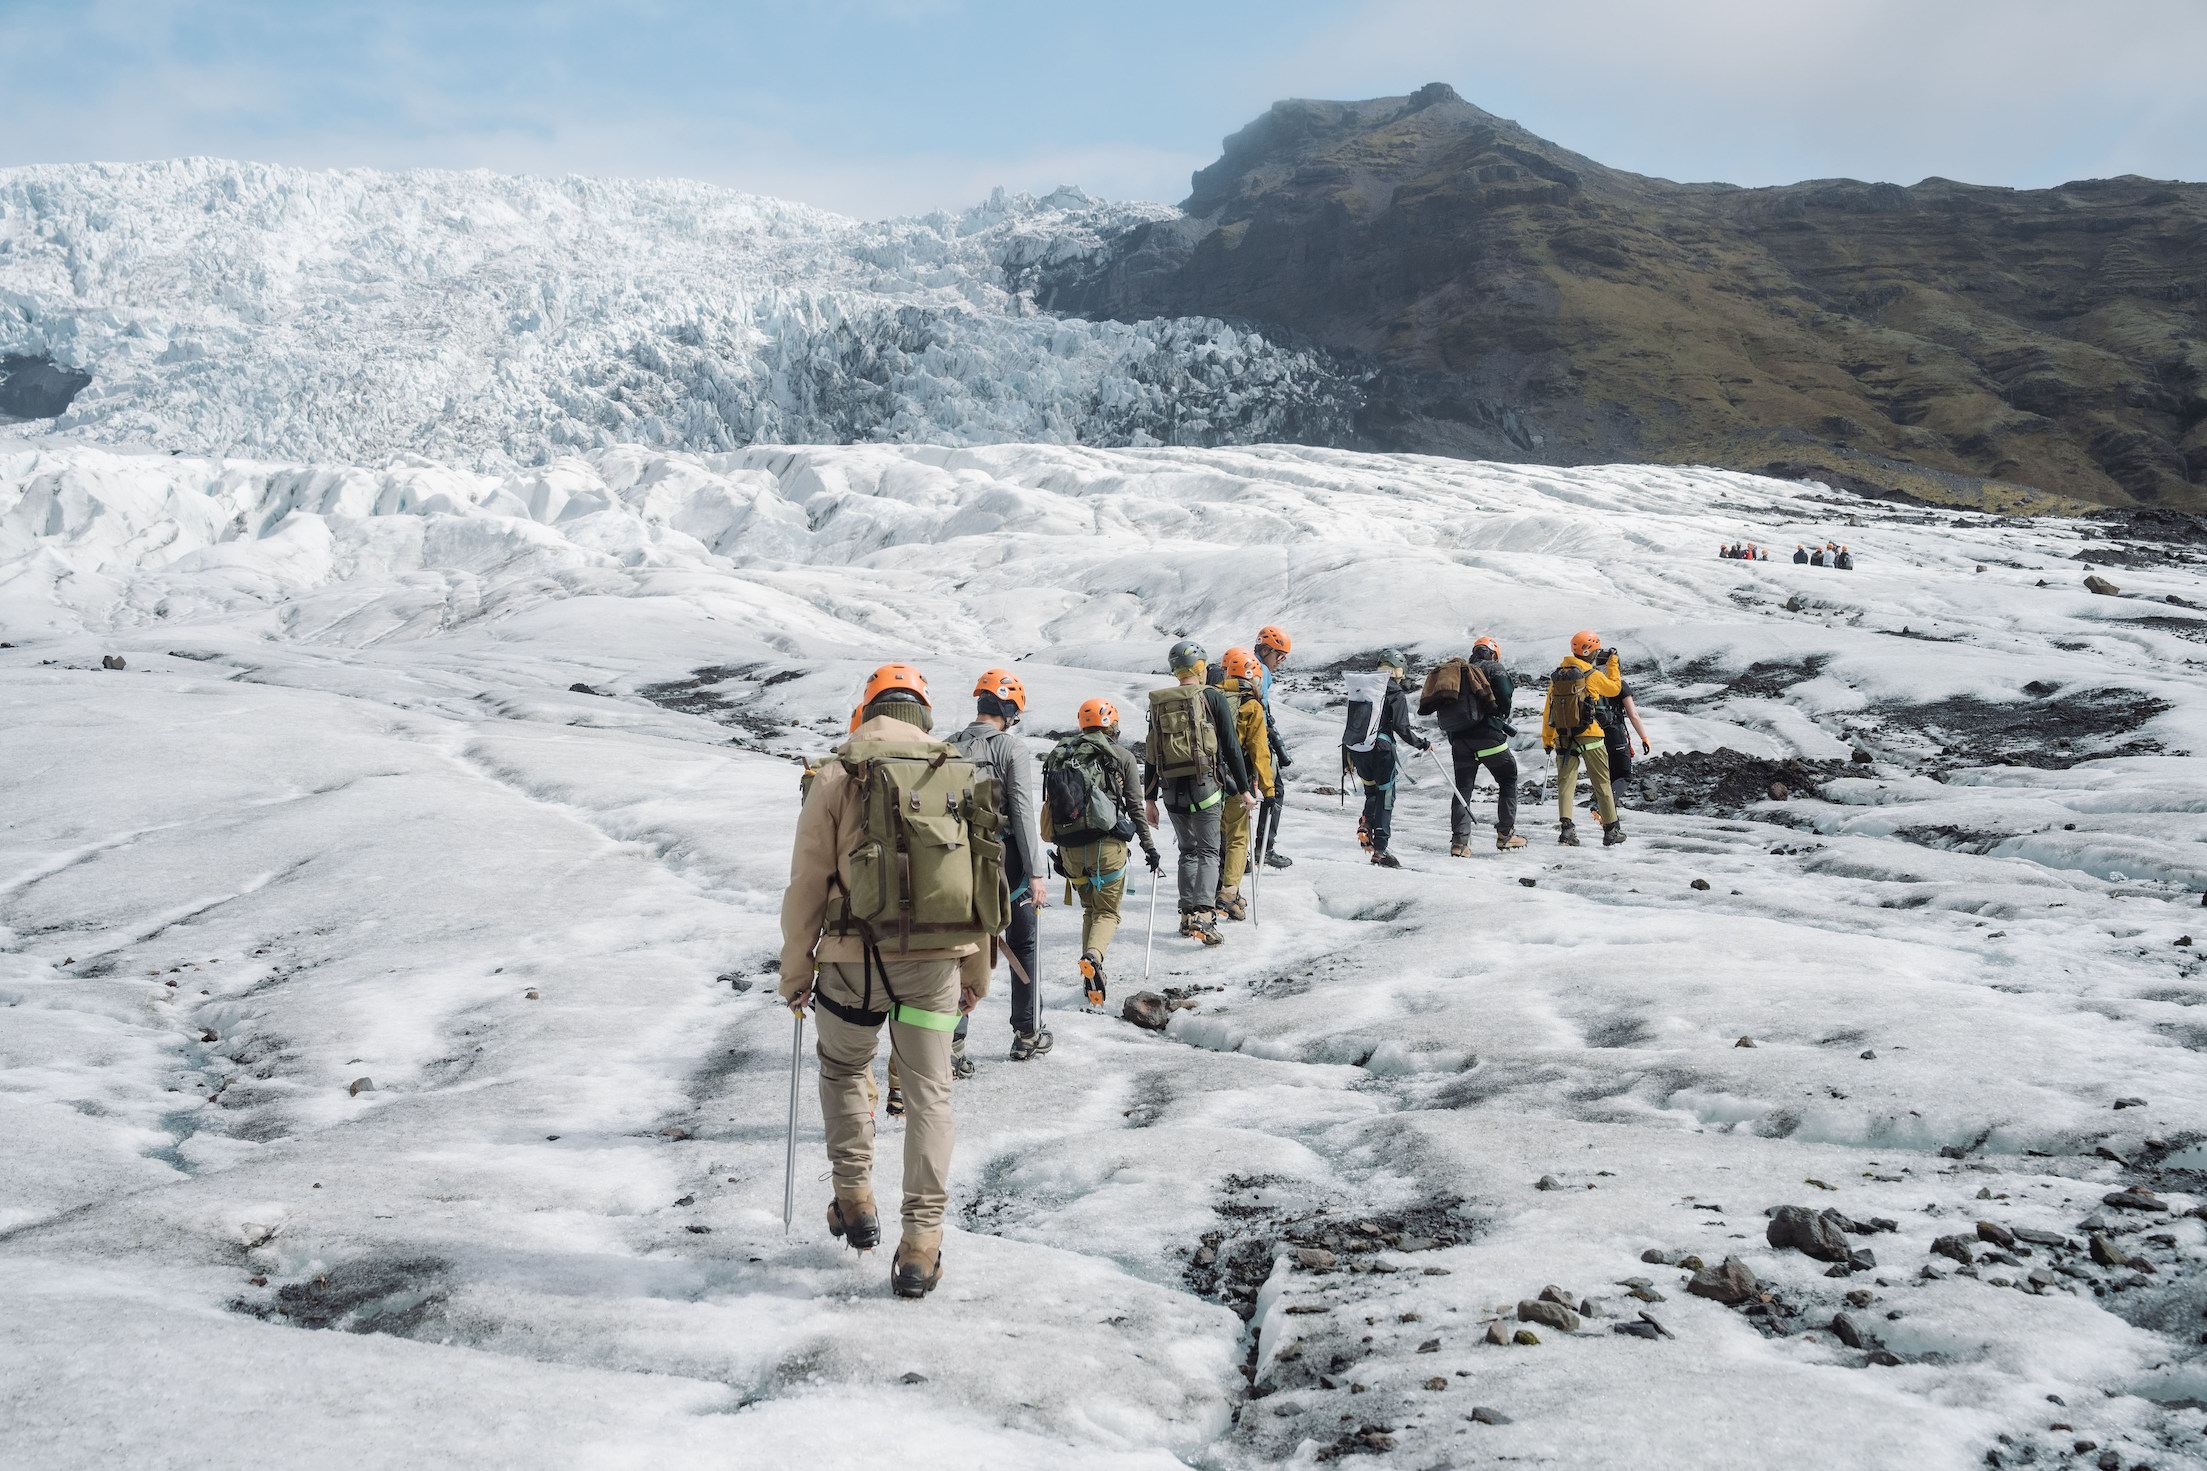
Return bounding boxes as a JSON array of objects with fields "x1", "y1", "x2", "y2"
[
  {"x1": 778, "y1": 714, "x2": 992, "y2": 1001},
  {"x1": 1222, "y1": 677, "x2": 1275, "y2": 797}
]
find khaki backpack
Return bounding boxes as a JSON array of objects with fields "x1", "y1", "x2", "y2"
[
  {"x1": 826, "y1": 737, "x2": 1009, "y2": 951},
  {"x1": 1548, "y1": 663, "x2": 1598, "y2": 743},
  {"x1": 1147, "y1": 684, "x2": 1217, "y2": 781}
]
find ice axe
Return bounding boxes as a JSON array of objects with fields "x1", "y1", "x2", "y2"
[
  {"x1": 1424, "y1": 746, "x2": 1476, "y2": 820},
  {"x1": 782, "y1": 1007, "x2": 805, "y2": 1234},
  {"x1": 1143, "y1": 858, "x2": 1160, "y2": 986}
]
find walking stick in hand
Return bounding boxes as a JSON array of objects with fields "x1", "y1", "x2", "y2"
[{"x1": 783, "y1": 1008, "x2": 804, "y2": 1234}]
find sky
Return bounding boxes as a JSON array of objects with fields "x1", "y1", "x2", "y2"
[{"x1": 2, "y1": 0, "x2": 2202, "y2": 220}]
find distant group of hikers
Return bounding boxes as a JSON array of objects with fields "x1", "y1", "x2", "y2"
[
  {"x1": 1721, "y1": 539, "x2": 1855, "y2": 569},
  {"x1": 776, "y1": 625, "x2": 1653, "y2": 1298}
]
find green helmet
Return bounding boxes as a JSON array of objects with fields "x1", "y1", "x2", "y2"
[
  {"x1": 1378, "y1": 648, "x2": 1408, "y2": 675},
  {"x1": 1168, "y1": 638, "x2": 1207, "y2": 674}
]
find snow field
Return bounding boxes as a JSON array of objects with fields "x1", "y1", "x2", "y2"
[{"x1": 2, "y1": 440, "x2": 2206, "y2": 1467}]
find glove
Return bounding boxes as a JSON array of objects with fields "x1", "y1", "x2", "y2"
[
  {"x1": 1641, "y1": 739, "x2": 1652, "y2": 755},
  {"x1": 1144, "y1": 848, "x2": 1163, "y2": 875}
]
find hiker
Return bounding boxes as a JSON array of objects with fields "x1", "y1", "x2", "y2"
[
  {"x1": 1214, "y1": 648, "x2": 1276, "y2": 920},
  {"x1": 1835, "y1": 545, "x2": 1854, "y2": 571},
  {"x1": 1143, "y1": 640, "x2": 1254, "y2": 946},
  {"x1": 1793, "y1": 544, "x2": 1809, "y2": 564},
  {"x1": 1598, "y1": 666, "x2": 1654, "y2": 784},
  {"x1": 779, "y1": 663, "x2": 1002, "y2": 1300},
  {"x1": 1255, "y1": 625, "x2": 1295, "y2": 870},
  {"x1": 1342, "y1": 649, "x2": 1431, "y2": 869},
  {"x1": 1541, "y1": 632, "x2": 1626, "y2": 847},
  {"x1": 1043, "y1": 698, "x2": 1159, "y2": 1012},
  {"x1": 1422, "y1": 635, "x2": 1526, "y2": 855},
  {"x1": 947, "y1": 670, "x2": 1044, "y2": 1065}
]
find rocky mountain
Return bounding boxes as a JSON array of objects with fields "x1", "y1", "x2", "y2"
[{"x1": 1040, "y1": 84, "x2": 2207, "y2": 512}]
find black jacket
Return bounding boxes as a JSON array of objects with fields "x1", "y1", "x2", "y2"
[
  {"x1": 1447, "y1": 658, "x2": 1515, "y2": 751},
  {"x1": 1144, "y1": 684, "x2": 1253, "y2": 809},
  {"x1": 1373, "y1": 678, "x2": 1430, "y2": 752}
]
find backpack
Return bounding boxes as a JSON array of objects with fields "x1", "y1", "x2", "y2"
[
  {"x1": 1041, "y1": 732, "x2": 1134, "y2": 843},
  {"x1": 826, "y1": 736, "x2": 1009, "y2": 952},
  {"x1": 944, "y1": 725, "x2": 1015, "y2": 821},
  {"x1": 1343, "y1": 672, "x2": 1390, "y2": 752},
  {"x1": 1548, "y1": 663, "x2": 1598, "y2": 743},
  {"x1": 1147, "y1": 684, "x2": 1217, "y2": 781},
  {"x1": 1420, "y1": 658, "x2": 1494, "y2": 733}
]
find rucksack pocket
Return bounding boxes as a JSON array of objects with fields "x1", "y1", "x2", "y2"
[
  {"x1": 845, "y1": 839, "x2": 894, "y2": 927},
  {"x1": 969, "y1": 826, "x2": 1007, "y2": 934},
  {"x1": 902, "y1": 812, "x2": 975, "y2": 925}
]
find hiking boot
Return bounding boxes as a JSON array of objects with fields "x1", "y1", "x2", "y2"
[
  {"x1": 1178, "y1": 911, "x2": 1200, "y2": 938},
  {"x1": 826, "y1": 1194, "x2": 881, "y2": 1252},
  {"x1": 1357, "y1": 817, "x2": 1373, "y2": 852},
  {"x1": 1603, "y1": 821, "x2": 1628, "y2": 847},
  {"x1": 1496, "y1": 832, "x2": 1528, "y2": 851},
  {"x1": 885, "y1": 1086, "x2": 905, "y2": 1117},
  {"x1": 1080, "y1": 949, "x2": 1107, "y2": 1007},
  {"x1": 1264, "y1": 850, "x2": 1293, "y2": 869},
  {"x1": 1558, "y1": 823, "x2": 1581, "y2": 847},
  {"x1": 949, "y1": 1032, "x2": 973, "y2": 1080},
  {"x1": 1371, "y1": 851, "x2": 1403, "y2": 869},
  {"x1": 892, "y1": 1236, "x2": 943, "y2": 1300},
  {"x1": 1214, "y1": 888, "x2": 1247, "y2": 922},
  {"x1": 1009, "y1": 1027, "x2": 1053, "y2": 1061},
  {"x1": 1193, "y1": 910, "x2": 1225, "y2": 946},
  {"x1": 1450, "y1": 843, "x2": 1472, "y2": 858}
]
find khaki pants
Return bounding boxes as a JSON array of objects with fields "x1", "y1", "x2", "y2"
[
  {"x1": 1060, "y1": 838, "x2": 1127, "y2": 958},
  {"x1": 1556, "y1": 740, "x2": 1617, "y2": 828},
  {"x1": 1219, "y1": 793, "x2": 1251, "y2": 894},
  {"x1": 814, "y1": 957, "x2": 959, "y2": 1243}
]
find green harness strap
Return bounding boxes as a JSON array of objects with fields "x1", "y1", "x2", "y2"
[
  {"x1": 1477, "y1": 741, "x2": 1509, "y2": 760},
  {"x1": 1194, "y1": 789, "x2": 1223, "y2": 811},
  {"x1": 890, "y1": 1003, "x2": 960, "y2": 1032}
]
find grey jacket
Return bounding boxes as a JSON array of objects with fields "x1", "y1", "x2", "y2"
[{"x1": 950, "y1": 719, "x2": 1041, "y2": 882}]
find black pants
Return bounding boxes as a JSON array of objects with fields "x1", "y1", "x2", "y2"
[
  {"x1": 1606, "y1": 739, "x2": 1635, "y2": 783},
  {"x1": 1004, "y1": 857, "x2": 1040, "y2": 1034},
  {"x1": 1349, "y1": 740, "x2": 1399, "y2": 853},
  {"x1": 1448, "y1": 738, "x2": 1519, "y2": 845}
]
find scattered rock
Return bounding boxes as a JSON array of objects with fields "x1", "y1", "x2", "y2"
[
  {"x1": 1829, "y1": 1313, "x2": 1866, "y2": 1349},
  {"x1": 1864, "y1": 1349, "x2": 1904, "y2": 1367},
  {"x1": 1535, "y1": 1175, "x2": 1563, "y2": 1191},
  {"x1": 524, "y1": 988, "x2": 539, "y2": 1000},
  {"x1": 1424, "y1": 1376, "x2": 1448, "y2": 1391},
  {"x1": 1931, "y1": 1235, "x2": 1977, "y2": 1266},
  {"x1": 348, "y1": 1077, "x2": 374, "y2": 1096},
  {"x1": 101, "y1": 654, "x2": 126, "y2": 670},
  {"x1": 1641, "y1": 1248, "x2": 1676, "y2": 1264},
  {"x1": 1734, "y1": 1036, "x2": 1756, "y2": 1048},
  {"x1": 1686, "y1": 1256, "x2": 1760, "y2": 1305},
  {"x1": 1470, "y1": 1406, "x2": 1513, "y2": 1425},
  {"x1": 2084, "y1": 574, "x2": 2120, "y2": 596},
  {"x1": 568, "y1": 682, "x2": 601, "y2": 694},
  {"x1": 1975, "y1": 1221, "x2": 2017, "y2": 1249},
  {"x1": 2113, "y1": 1097, "x2": 2148, "y2": 1110},
  {"x1": 1297, "y1": 1248, "x2": 1337, "y2": 1270},
  {"x1": 673, "y1": 1194, "x2": 694, "y2": 1207},
  {"x1": 661, "y1": 1127, "x2": 690, "y2": 1140},
  {"x1": 248, "y1": 1276, "x2": 267, "y2": 1287},
  {"x1": 1677, "y1": 1256, "x2": 1705, "y2": 1272},
  {"x1": 1859, "y1": 1049, "x2": 1877, "y2": 1060},
  {"x1": 1768, "y1": 782, "x2": 1790, "y2": 801},
  {"x1": 2013, "y1": 1227, "x2": 2072, "y2": 1249},
  {"x1": 1767, "y1": 1205, "x2": 1854, "y2": 1262},
  {"x1": 2089, "y1": 1235, "x2": 2125, "y2": 1268},
  {"x1": 1396, "y1": 1235, "x2": 1439, "y2": 1252},
  {"x1": 684, "y1": 1224, "x2": 710, "y2": 1234},
  {"x1": 1638, "y1": 1311, "x2": 1673, "y2": 1339},
  {"x1": 1511, "y1": 1329, "x2": 1540, "y2": 1346},
  {"x1": 1416, "y1": 1338, "x2": 1440, "y2": 1353},
  {"x1": 1484, "y1": 1321, "x2": 1510, "y2": 1345},
  {"x1": 1537, "y1": 1284, "x2": 1576, "y2": 1308},
  {"x1": 1284, "y1": 1304, "x2": 1329, "y2": 1315},
  {"x1": 1690, "y1": 878, "x2": 1711, "y2": 891},
  {"x1": 1121, "y1": 992, "x2": 1170, "y2": 1030},
  {"x1": 2102, "y1": 1190, "x2": 2166, "y2": 1211},
  {"x1": 898, "y1": 1371, "x2": 929, "y2": 1384},
  {"x1": 1519, "y1": 877, "x2": 1537, "y2": 888},
  {"x1": 1517, "y1": 1299, "x2": 1580, "y2": 1332},
  {"x1": 1612, "y1": 1321, "x2": 1662, "y2": 1339}
]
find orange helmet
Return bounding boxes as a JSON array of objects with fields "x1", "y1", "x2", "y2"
[
  {"x1": 973, "y1": 668, "x2": 1026, "y2": 713},
  {"x1": 1472, "y1": 636, "x2": 1500, "y2": 660},
  {"x1": 851, "y1": 663, "x2": 929, "y2": 728},
  {"x1": 1078, "y1": 697, "x2": 1119, "y2": 731},
  {"x1": 1222, "y1": 647, "x2": 1262, "y2": 682},
  {"x1": 1570, "y1": 630, "x2": 1602, "y2": 657},
  {"x1": 1256, "y1": 625, "x2": 1291, "y2": 655}
]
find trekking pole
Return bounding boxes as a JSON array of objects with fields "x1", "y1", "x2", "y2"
[
  {"x1": 1247, "y1": 799, "x2": 1268, "y2": 928},
  {"x1": 1424, "y1": 746, "x2": 1474, "y2": 814},
  {"x1": 782, "y1": 1008, "x2": 804, "y2": 1234},
  {"x1": 1144, "y1": 861, "x2": 1159, "y2": 984}
]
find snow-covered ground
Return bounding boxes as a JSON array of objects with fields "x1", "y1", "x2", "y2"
[
  {"x1": 0, "y1": 162, "x2": 1358, "y2": 466},
  {"x1": 4, "y1": 439, "x2": 2206, "y2": 1469}
]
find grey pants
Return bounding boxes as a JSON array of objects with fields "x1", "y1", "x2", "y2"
[{"x1": 1167, "y1": 804, "x2": 1222, "y2": 913}]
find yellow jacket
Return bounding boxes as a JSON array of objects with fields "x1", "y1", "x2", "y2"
[
  {"x1": 1222, "y1": 677, "x2": 1275, "y2": 796},
  {"x1": 1540, "y1": 653, "x2": 1621, "y2": 749},
  {"x1": 779, "y1": 713, "x2": 992, "y2": 1000}
]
